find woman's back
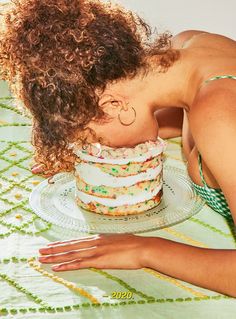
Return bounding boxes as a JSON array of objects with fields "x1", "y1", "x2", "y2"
[
  {"x1": 172, "y1": 31, "x2": 236, "y2": 83},
  {"x1": 172, "y1": 31, "x2": 236, "y2": 190}
]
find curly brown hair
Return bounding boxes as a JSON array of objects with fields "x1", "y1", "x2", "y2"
[{"x1": 0, "y1": 0, "x2": 179, "y2": 176}]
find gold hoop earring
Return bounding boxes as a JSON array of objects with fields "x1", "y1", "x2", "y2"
[
  {"x1": 48, "y1": 175, "x2": 55, "y2": 184},
  {"x1": 118, "y1": 106, "x2": 136, "y2": 126},
  {"x1": 82, "y1": 144, "x2": 88, "y2": 151}
]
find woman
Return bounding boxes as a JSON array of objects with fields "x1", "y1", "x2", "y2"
[{"x1": 0, "y1": 0, "x2": 236, "y2": 296}]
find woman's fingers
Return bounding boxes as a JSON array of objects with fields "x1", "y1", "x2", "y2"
[
  {"x1": 47, "y1": 235, "x2": 100, "y2": 246},
  {"x1": 39, "y1": 237, "x2": 101, "y2": 255},
  {"x1": 38, "y1": 234, "x2": 145, "y2": 271},
  {"x1": 41, "y1": 234, "x2": 133, "y2": 255},
  {"x1": 31, "y1": 164, "x2": 45, "y2": 174},
  {"x1": 31, "y1": 164, "x2": 53, "y2": 178},
  {"x1": 39, "y1": 246, "x2": 98, "y2": 264},
  {"x1": 52, "y1": 256, "x2": 103, "y2": 272}
]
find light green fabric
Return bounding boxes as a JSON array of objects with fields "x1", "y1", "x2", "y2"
[{"x1": 0, "y1": 80, "x2": 236, "y2": 318}]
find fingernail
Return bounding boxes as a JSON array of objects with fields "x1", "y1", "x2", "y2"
[
  {"x1": 31, "y1": 164, "x2": 44, "y2": 172},
  {"x1": 52, "y1": 265, "x2": 61, "y2": 271},
  {"x1": 39, "y1": 248, "x2": 47, "y2": 254},
  {"x1": 47, "y1": 241, "x2": 60, "y2": 246}
]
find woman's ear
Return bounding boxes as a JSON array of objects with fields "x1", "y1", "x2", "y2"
[{"x1": 99, "y1": 93, "x2": 128, "y2": 115}]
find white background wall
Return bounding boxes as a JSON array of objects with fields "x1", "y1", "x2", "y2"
[
  {"x1": 1, "y1": 0, "x2": 235, "y2": 38},
  {"x1": 109, "y1": 0, "x2": 235, "y2": 39}
]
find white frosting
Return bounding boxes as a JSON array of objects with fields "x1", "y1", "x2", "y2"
[
  {"x1": 73, "y1": 137, "x2": 167, "y2": 164},
  {"x1": 75, "y1": 162, "x2": 163, "y2": 187},
  {"x1": 76, "y1": 181, "x2": 163, "y2": 207},
  {"x1": 76, "y1": 149, "x2": 162, "y2": 164}
]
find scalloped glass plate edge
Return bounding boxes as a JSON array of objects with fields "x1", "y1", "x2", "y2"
[{"x1": 29, "y1": 165, "x2": 205, "y2": 234}]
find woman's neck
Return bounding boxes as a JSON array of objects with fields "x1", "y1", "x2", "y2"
[
  {"x1": 146, "y1": 50, "x2": 201, "y2": 112},
  {"x1": 102, "y1": 49, "x2": 202, "y2": 114}
]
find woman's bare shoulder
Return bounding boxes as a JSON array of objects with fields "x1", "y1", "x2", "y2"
[
  {"x1": 171, "y1": 30, "x2": 235, "y2": 50},
  {"x1": 171, "y1": 30, "x2": 209, "y2": 49}
]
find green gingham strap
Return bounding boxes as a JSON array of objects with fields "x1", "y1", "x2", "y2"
[
  {"x1": 204, "y1": 75, "x2": 236, "y2": 84},
  {"x1": 198, "y1": 153, "x2": 208, "y2": 187},
  {"x1": 198, "y1": 75, "x2": 236, "y2": 91}
]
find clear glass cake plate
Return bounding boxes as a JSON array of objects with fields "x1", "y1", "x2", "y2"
[{"x1": 29, "y1": 165, "x2": 204, "y2": 234}]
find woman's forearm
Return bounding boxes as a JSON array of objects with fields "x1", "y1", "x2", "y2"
[
  {"x1": 155, "y1": 107, "x2": 183, "y2": 139},
  {"x1": 142, "y1": 237, "x2": 236, "y2": 297}
]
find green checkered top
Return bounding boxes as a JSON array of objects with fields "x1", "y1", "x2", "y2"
[
  {"x1": 192, "y1": 154, "x2": 232, "y2": 222},
  {"x1": 191, "y1": 75, "x2": 236, "y2": 222}
]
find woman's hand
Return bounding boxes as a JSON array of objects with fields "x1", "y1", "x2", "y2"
[
  {"x1": 31, "y1": 164, "x2": 52, "y2": 178},
  {"x1": 38, "y1": 233, "x2": 151, "y2": 272}
]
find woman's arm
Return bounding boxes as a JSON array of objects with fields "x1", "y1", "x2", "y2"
[
  {"x1": 38, "y1": 234, "x2": 236, "y2": 297},
  {"x1": 155, "y1": 107, "x2": 183, "y2": 139},
  {"x1": 143, "y1": 237, "x2": 236, "y2": 297},
  {"x1": 189, "y1": 83, "x2": 236, "y2": 223}
]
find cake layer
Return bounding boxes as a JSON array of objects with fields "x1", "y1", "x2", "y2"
[
  {"x1": 76, "y1": 174, "x2": 162, "y2": 199},
  {"x1": 75, "y1": 179, "x2": 163, "y2": 207},
  {"x1": 88, "y1": 155, "x2": 161, "y2": 177},
  {"x1": 73, "y1": 137, "x2": 166, "y2": 164},
  {"x1": 76, "y1": 189, "x2": 163, "y2": 216},
  {"x1": 75, "y1": 162, "x2": 162, "y2": 187}
]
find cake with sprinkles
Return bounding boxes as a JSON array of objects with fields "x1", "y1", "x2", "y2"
[{"x1": 72, "y1": 137, "x2": 166, "y2": 216}]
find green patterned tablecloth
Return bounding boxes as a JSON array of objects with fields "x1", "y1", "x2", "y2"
[{"x1": 0, "y1": 80, "x2": 236, "y2": 318}]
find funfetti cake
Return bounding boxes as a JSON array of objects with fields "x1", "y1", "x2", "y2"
[{"x1": 72, "y1": 137, "x2": 166, "y2": 216}]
